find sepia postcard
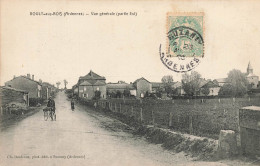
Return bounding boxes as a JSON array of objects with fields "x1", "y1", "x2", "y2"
[{"x1": 1, "y1": 0, "x2": 260, "y2": 166}]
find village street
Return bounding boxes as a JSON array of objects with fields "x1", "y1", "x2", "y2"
[{"x1": 0, "y1": 92, "x2": 230, "y2": 166}]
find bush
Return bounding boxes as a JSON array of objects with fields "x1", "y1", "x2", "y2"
[{"x1": 29, "y1": 98, "x2": 45, "y2": 107}]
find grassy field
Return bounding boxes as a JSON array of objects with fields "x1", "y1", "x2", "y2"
[{"x1": 105, "y1": 97, "x2": 260, "y2": 139}]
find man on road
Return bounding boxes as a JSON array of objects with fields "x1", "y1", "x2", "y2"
[{"x1": 47, "y1": 96, "x2": 56, "y2": 113}]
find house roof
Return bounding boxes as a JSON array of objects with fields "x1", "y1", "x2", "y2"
[
  {"x1": 201, "y1": 81, "x2": 220, "y2": 88},
  {"x1": 107, "y1": 83, "x2": 135, "y2": 90},
  {"x1": 151, "y1": 82, "x2": 163, "y2": 88},
  {"x1": 79, "y1": 80, "x2": 106, "y2": 86},
  {"x1": 93, "y1": 80, "x2": 106, "y2": 86},
  {"x1": 199, "y1": 79, "x2": 209, "y2": 88},
  {"x1": 0, "y1": 86, "x2": 29, "y2": 93},
  {"x1": 216, "y1": 78, "x2": 228, "y2": 83},
  {"x1": 7, "y1": 76, "x2": 42, "y2": 85},
  {"x1": 79, "y1": 70, "x2": 105, "y2": 80},
  {"x1": 133, "y1": 77, "x2": 150, "y2": 84},
  {"x1": 72, "y1": 84, "x2": 78, "y2": 89},
  {"x1": 42, "y1": 82, "x2": 55, "y2": 87},
  {"x1": 79, "y1": 81, "x2": 92, "y2": 86}
]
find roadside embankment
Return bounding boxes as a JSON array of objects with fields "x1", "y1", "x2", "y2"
[
  {"x1": 77, "y1": 100, "x2": 219, "y2": 160},
  {"x1": 0, "y1": 106, "x2": 43, "y2": 131}
]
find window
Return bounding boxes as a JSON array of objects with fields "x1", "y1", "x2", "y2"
[
  {"x1": 97, "y1": 87, "x2": 99, "y2": 91},
  {"x1": 84, "y1": 87, "x2": 87, "y2": 91}
]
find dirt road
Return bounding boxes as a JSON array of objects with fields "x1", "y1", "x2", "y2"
[{"x1": 0, "y1": 92, "x2": 230, "y2": 166}]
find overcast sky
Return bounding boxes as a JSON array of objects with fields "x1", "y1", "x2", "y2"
[{"x1": 1, "y1": 0, "x2": 260, "y2": 88}]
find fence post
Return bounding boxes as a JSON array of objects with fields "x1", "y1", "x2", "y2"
[
  {"x1": 115, "y1": 103, "x2": 117, "y2": 112},
  {"x1": 152, "y1": 110, "x2": 155, "y2": 125},
  {"x1": 169, "y1": 112, "x2": 173, "y2": 127},
  {"x1": 131, "y1": 106, "x2": 134, "y2": 117},
  {"x1": 219, "y1": 98, "x2": 221, "y2": 103},
  {"x1": 140, "y1": 108, "x2": 143, "y2": 122},
  {"x1": 119, "y1": 104, "x2": 121, "y2": 113},
  {"x1": 187, "y1": 99, "x2": 190, "y2": 103},
  {"x1": 248, "y1": 97, "x2": 250, "y2": 102},
  {"x1": 189, "y1": 115, "x2": 193, "y2": 134}
]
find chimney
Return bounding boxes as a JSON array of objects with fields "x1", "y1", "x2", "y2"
[
  {"x1": 13, "y1": 75, "x2": 16, "y2": 79},
  {"x1": 32, "y1": 75, "x2": 34, "y2": 80},
  {"x1": 27, "y1": 74, "x2": 31, "y2": 79},
  {"x1": 39, "y1": 79, "x2": 42, "y2": 84}
]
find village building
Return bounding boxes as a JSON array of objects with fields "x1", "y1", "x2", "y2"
[
  {"x1": 215, "y1": 78, "x2": 228, "y2": 87},
  {"x1": 42, "y1": 82, "x2": 55, "y2": 100},
  {"x1": 107, "y1": 82, "x2": 136, "y2": 97},
  {"x1": 77, "y1": 70, "x2": 106, "y2": 99},
  {"x1": 200, "y1": 81, "x2": 221, "y2": 96},
  {"x1": 133, "y1": 77, "x2": 152, "y2": 98},
  {"x1": 0, "y1": 86, "x2": 29, "y2": 107},
  {"x1": 246, "y1": 62, "x2": 259, "y2": 89},
  {"x1": 151, "y1": 82, "x2": 164, "y2": 93},
  {"x1": 216, "y1": 62, "x2": 259, "y2": 89},
  {"x1": 5, "y1": 74, "x2": 42, "y2": 98}
]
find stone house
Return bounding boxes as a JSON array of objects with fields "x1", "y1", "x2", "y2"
[
  {"x1": 5, "y1": 74, "x2": 42, "y2": 98},
  {"x1": 42, "y1": 82, "x2": 55, "y2": 100},
  {"x1": 151, "y1": 82, "x2": 164, "y2": 93},
  {"x1": 77, "y1": 70, "x2": 106, "y2": 99},
  {"x1": 133, "y1": 77, "x2": 152, "y2": 98},
  {"x1": 200, "y1": 81, "x2": 221, "y2": 96},
  {"x1": 107, "y1": 82, "x2": 136, "y2": 97},
  {"x1": 0, "y1": 86, "x2": 29, "y2": 107}
]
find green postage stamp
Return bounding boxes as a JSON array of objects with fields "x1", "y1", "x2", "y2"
[{"x1": 160, "y1": 12, "x2": 204, "y2": 72}]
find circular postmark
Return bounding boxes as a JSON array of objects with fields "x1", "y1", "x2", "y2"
[
  {"x1": 161, "y1": 13, "x2": 204, "y2": 73},
  {"x1": 168, "y1": 26, "x2": 204, "y2": 58}
]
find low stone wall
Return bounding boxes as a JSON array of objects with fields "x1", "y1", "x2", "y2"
[{"x1": 136, "y1": 125, "x2": 219, "y2": 160}]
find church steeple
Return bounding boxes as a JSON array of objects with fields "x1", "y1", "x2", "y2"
[{"x1": 247, "y1": 61, "x2": 253, "y2": 74}]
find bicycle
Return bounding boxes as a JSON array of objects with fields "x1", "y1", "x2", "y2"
[{"x1": 43, "y1": 107, "x2": 56, "y2": 121}]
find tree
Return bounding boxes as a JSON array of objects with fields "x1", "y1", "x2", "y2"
[
  {"x1": 161, "y1": 75, "x2": 174, "y2": 84},
  {"x1": 64, "y1": 80, "x2": 68, "y2": 89},
  {"x1": 56, "y1": 82, "x2": 61, "y2": 89},
  {"x1": 224, "y1": 69, "x2": 249, "y2": 96},
  {"x1": 116, "y1": 90, "x2": 122, "y2": 98},
  {"x1": 144, "y1": 91, "x2": 150, "y2": 98},
  {"x1": 161, "y1": 75, "x2": 174, "y2": 96},
  {"x1": 201, "y1": 84, "x2": 210, "y2": 96},
  {"x1": 181, "y1": 71, "x2": 202, "y2": 96},
  {"x1": 156, "y1": 87, "x2": 163, "y2": 98},
  {"x1": 218, "y1": 83, "x2": 233, "y2": 96},
  {"x1": 123, "y1": 89, "x2": 130, "y2": 97}
]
